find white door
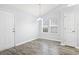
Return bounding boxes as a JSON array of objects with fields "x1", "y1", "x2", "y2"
[
  {"x1": 63, "y1": 13, "x2": 77, "y2": 47},
  {"x1": 0, "y1": 11, "x2": 14, "y2": 51}
]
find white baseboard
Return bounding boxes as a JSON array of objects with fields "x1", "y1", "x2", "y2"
[
  {"x1": 38, "y1": 38, "x2": 61, "y2": 42},
  {"x1": 0, "y1": 38, "x2": 61, "y2": 52},
  {"x1": 15, "y1": 37, "x2": 61, "y2": 47},
  {"x1": 60, "y1": 43, "x2": 79, "y2": 49},
  {"x1": 60, "y1": 43, "x2": 66, "y2": 46},
  {"x1": 16, "y1": 38, "x2": 37, "y2": 46},
  {"x1": 0, "y1": 38, "x2": 38, "y2": 52},
  {"x1": 75, "y1": 46, "x2": 79, "y2": 49}
]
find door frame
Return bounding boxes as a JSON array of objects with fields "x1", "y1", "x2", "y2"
[{"x1": 63, "y1": 13, "x2": 77, "y2": 47}]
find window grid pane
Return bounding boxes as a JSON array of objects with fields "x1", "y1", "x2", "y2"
[{"x1": 43, "y1": 27, "x2": 48, "y2": 32}]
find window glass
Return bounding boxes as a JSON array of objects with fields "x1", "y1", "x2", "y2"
[{"x1": 43, "y1": 27, "x2": 48, "y2": 32}]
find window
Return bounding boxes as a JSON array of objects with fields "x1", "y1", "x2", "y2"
[
  {"x1": 42, "y1": 17, "x2": 58, "y2": 33},
  {"x1": 50, "y1": 18, "x2": 58, "y2": 33},
  {"x1": 43, "y1": 27, "x2": 48, "y2": 32},
  {"x1": 42, "y1": 17, "x2": 49, "y2": 32}
]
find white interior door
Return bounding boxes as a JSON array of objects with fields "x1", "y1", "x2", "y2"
[
  {"x1": 0, "y1": 11, "x2": 14, "y2": 51},
  {"x1": 63, "y1": 13, "x2": 77, "y2": 47}
]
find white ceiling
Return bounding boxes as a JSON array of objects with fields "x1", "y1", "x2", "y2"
[
  {"x1": 11, "y1": 4, "x2": 59, "y2": 17},
  {"x1": 0, "y1": 4, "x2": 68, "y2": 17}
]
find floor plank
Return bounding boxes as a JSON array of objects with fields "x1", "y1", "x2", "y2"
[{"x1": 0, "y1": 39, "x2": 79, "y2": 55}]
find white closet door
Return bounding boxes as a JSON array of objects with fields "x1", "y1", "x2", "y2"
[
  {"x1": 63, "y1": 13, "x2": 77, "y2": 47},
  {"x1": 0, "y1": 11, "x2": 14, "y2": 51}
]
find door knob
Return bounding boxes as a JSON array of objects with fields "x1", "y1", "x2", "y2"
[
  {"x1": 72, "y1": 30, "x2": 75, "y2": 32},
  {"x1": 12, "y1": 31, "x2": 15, "y2": 32},
  {"x1": 12, "y1": 28, "x2": 15, "y2": 32}
]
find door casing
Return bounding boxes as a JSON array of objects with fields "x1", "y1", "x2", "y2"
[{"x1": 0, "y1": 11, "x2": 14, "y2": 51}]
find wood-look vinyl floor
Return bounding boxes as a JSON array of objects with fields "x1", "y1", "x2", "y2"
[{"x1": 0, "y1": 39, "x2": 79, "y2": 55}]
